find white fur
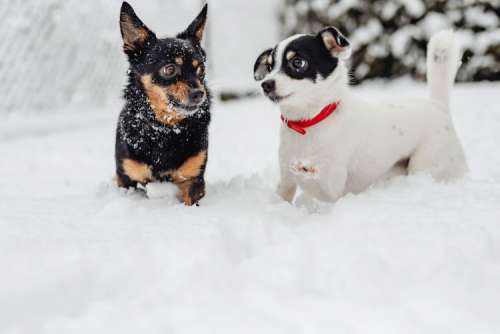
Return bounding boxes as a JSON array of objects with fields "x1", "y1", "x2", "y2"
[
  {"x1": 265, "y1": 30, "x2": 468, "y2": 203},
  {"x1": 427, "y1": 30, "x2": 462, "y2": 109}
]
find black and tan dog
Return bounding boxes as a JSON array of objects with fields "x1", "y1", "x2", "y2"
[{"x1": 115, "y1": 2, "x2": 210, "y2": 206}]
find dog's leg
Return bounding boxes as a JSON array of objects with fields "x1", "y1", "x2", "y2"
[
  {"x1": 408, "y1": 138, "x2": 467, "y2": 181},
  {"x1": 116, "y1": 172, "x2": 138, "y2": 189},
  {"x1": 188, "y1": 177, "x2": 206, "y2": 205},
  {"x1": 277, "y1": 180, "x2": 297, "y2": 203},
  {"x1": 277, "y1": 164, "x2": 297, "y2": 203},
  {"x1": 322, "y1": 167, "x2": 347, "y2": 202},
  {"x1": 177, "y1": 177, "x2": 206, "y2": 206}
]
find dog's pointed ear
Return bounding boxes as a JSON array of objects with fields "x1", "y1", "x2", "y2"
[
  {"x1": 318, "y1": 27, "x2": 351, "y2": 60},
  {"x1": 178, "y1": 4, "x2": 208, "y2": 44},
  {"x1": 254, "y1": 48, "x2": 273, "y2": 81},
  {"x1": 120, "y1": 2, "x2": 156, "y2": 52}
]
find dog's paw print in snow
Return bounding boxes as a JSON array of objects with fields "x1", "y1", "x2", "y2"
[{"x1": 290, "y1": 161, "x2": 319, "y2": 179}]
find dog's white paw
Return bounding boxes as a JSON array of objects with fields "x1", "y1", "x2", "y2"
[{"x1": 290, "y1": 161, "x2": 319, "y2": 179}]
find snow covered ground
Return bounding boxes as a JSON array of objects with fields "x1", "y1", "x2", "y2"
[{"x1": 1, "y1": 81, "x2": 500, "y2": 333}]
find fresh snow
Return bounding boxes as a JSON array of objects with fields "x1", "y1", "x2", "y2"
[{"x1": 1, "y1": 81, "x2": 500, "y2": 333}]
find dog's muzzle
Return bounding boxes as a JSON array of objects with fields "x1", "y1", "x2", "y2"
[{"x1": 261, "y1": 80, "x2": 276, "y2": 95}]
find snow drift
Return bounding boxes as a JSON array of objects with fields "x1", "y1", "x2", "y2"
[{"x1": 1, "y1": 81, "x2": 500, "y2": 333}]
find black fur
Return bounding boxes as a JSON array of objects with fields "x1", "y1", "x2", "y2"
[
  {"x1": 282, "y1": 35, "x2": 339, "y2": 81},
  {"x1": 253, "y1": 48, "x2": 273, "y2": 81},
  {"x1": 115, "y1": 2, "x2": 210, "y2": 205}
]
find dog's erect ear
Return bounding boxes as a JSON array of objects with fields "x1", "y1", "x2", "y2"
[
  {"x1": 318, "y1": 27, "x2": 351, "y2": 60},
  {"x1": 178, "y1": 4, "x2": 208, "y2": 44},
  {"x1": 120, "y1": 2, "x2": 156, "y2": 52},
  {"x1": 254, "y1": 48, "x2": 273, "y2": 81}
]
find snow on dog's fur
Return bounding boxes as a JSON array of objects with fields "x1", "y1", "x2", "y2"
[{"x1": 254, "y1": 28, "x2": 468, "y2": 203}]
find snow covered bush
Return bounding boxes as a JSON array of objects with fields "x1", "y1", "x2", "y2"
[{"x1": 280, "y1": 0, "x2": 500, "y2": 83}]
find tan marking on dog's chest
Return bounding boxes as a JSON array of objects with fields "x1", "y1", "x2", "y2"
[
  {"x1": 141, "y1": 74, "x2": 185, "y2": 126},
  {"x1": 122, "y1": 159, "x2": 153, "y2": 183}
]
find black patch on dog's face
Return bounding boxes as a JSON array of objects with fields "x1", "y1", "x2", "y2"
[
  {"x1": 281, "y1": 35, "x2": 339, "y2": 82},
  {"x1": 254, "y1": 27, "x2": 351, "y2": 85}
]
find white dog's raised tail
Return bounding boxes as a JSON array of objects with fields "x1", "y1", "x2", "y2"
[{"x1": 427, "y1": 30, "x2": 461, "y2": 108}]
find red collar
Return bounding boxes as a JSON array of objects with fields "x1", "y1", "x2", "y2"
[{"x1": 280, "y1": 101, "x2": 340, "y2": 135}]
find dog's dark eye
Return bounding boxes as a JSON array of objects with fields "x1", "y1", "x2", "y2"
[
  {"x1": 159, "y1": 64, "x2": 179, "y2": 79},
  {"x1": 290, "y1": 57, "x2": 308, "y2": 72}
]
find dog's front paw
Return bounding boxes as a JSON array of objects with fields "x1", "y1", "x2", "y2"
[
  {"x1": 290, "y1": 161, "x2": 319, "y2": 179},
  {"x1": 188, "y1": 188, "x2": 205, "y2": 206},
  {"x1": 179, "y1": 177, "x2": 206, "y2": 206}
]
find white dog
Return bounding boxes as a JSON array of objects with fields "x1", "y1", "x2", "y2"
[{"x1": 254, "y1": 28, "x2": 467, "y2": 203}]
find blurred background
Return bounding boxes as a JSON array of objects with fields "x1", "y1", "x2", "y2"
[{"x1": 0, "y1": 0, "x2": 498, "y2": 115}]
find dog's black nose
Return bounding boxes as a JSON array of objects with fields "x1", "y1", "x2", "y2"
[
  {"x1": 261, "y1": 80, "x2": 275, "y2": 94},
  {"x1": 189, "y1": 89, "x2": 205, "y2": 104}
]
